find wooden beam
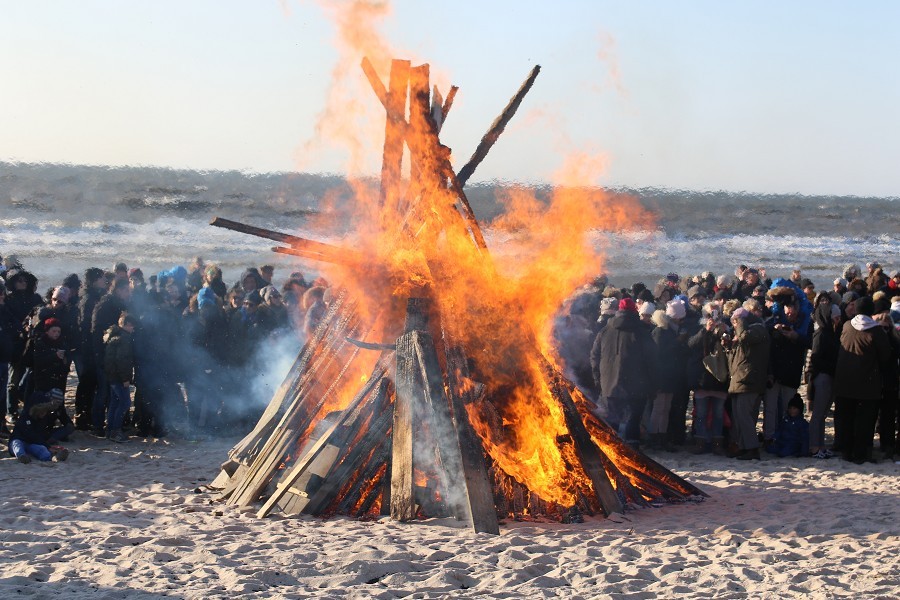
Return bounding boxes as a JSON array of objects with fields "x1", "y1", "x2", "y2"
[
  {"x1": 412, "y1": 330, "x2": 470, "y2": 522},
  {"x1": 257, "y1": 364, "x2": 392, "y2": 518},
  {"x1": 456, "y1": 65, "x2": 541, "y2": 187},
  {"x1": 211, "y1": 217, "x2": 363, "y2": 265},
  {"x1": 391, "y1": 330, "x2": 418, "y2": 521},
  {"x1": 380, "y1": 59, "x2": 411, "y2": 215}
]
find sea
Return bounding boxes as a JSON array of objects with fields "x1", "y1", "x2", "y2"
[{"x1": 1, "y1": 162, "x2": 897, "y2": 293}]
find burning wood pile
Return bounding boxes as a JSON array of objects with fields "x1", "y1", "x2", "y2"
[{"x1": 211, "y1": 58, "x2": 706, "y2": 534}]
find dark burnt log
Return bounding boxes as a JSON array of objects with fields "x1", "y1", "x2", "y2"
[
  {"x1": 340, "y1": 438, "x2": 391, "y2": 515},
  {"x1": 257, "y1": 363, "x2": 393, "y2": 518},
  {"x1": 356, "y1": 463, "x2": 388, "y2": 517},
  {"x1": 440, "y1": 86, "x2": 459, "y2": 130},
  {"x1": 210, "y1": 217, "x2": 362, "y2": 266},
  {"x1": 456, "y1": 65, "x2": 541, "y2": 187},
  {"x1": 302, "y1": 379, "x2": 392, "y2": 515}
]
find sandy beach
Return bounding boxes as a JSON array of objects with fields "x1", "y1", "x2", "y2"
[{"x1": 2, "y1": 426, "x2": 897, "y2": 599}]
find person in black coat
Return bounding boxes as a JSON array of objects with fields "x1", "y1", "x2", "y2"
[
  {"x1": 89, "y1": 278, "x2": 131, "y2": 435},
  {"x1": 74, "y1": 268, "x2": 106, "y2": 429},
  {"x1": 31, "y1": 319, "x2": 69, "y2": 394},
  {"x1": 590, "y1": 298, "x2": 656, "y2": 447},
  {"x1": 0, "y1": 282, "x2": 23, "y2": 433},
  {"x1": 808, "y1": 301, "x2": 841, "y2": 457},
  {"x1": 4, "y1": 268, "x2": 43, "y2": 421}
]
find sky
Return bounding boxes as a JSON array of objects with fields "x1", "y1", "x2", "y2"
[{"x1": 1, "y1": 1, "x2": 899, "y2": 196}]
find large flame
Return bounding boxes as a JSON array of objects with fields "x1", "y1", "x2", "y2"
[{"x1": 289, "y1": 2, "x2": 655, "y2": 510}]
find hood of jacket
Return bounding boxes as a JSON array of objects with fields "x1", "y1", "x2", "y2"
[
  {"x1": 103, "y1": 324, "x2": 126, "y2": 344},
  {"x1": 610, "y1": 309, "x2": 642, "y2": 331},
  {"x1": 850, "y1": 314, "x2": 880, "y2": 331}
]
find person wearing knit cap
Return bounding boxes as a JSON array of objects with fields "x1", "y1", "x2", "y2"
[
  {"x1": 590, "y1": 292, "x2": 656, "y2": 449},
  {"x1": 665, "y1": 299, "x2": 686, "y2": 320},
  {"x1": 726, "y1": 305, "x2": 770, "y2": 460},
  {"x1": 638, "y1": 300, "x2": 655, "y2": 324},
  {"x1": 647, "y1": 304, "x2": 687, "y2": 451},
  {"x1": 51, "y1": 286, "x2": 70, "y2": 304},
  {"x1": 619, "y1": 297, "x2": 637, "y2": 313},
  {"x1": 31, "y1": 317, "x2": 69, "y2": 395},
  {"x1": 596, "y1": 297, "x2": 619, "y2": 335},
  {"x1": 833, "y1": 292, "x2": 893, "y2": 463}
]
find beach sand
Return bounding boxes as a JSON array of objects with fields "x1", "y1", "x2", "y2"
[{"x1": 1, "y1": 426, "x2": 898, "y2": 599}]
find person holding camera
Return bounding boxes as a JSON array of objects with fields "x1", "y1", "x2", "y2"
[
  {"x1": 724, "y1": 307, "x2": 771, "y2": 460},
  {"x1": 763, "y1": 283, "x2": 813, "y2": 449}
]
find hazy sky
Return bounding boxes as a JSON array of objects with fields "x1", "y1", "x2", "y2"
[{"x1": 2, "y1": 1, "x2": 898, "y2": 196}]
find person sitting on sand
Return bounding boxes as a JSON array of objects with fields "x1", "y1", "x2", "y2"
[
  {"x1": 8, "y1": 390, "x2": 71, "y2": 463},
  {"x1": 769, "y1": 394, "x2": 810, "y2": 458}
]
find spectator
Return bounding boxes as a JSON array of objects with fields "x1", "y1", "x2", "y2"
[
  {"x1": 103, "y1": 314, "x2": 137, "y2": 442},
  {"x1": 833, "y1": 296, "x2": 892, "y2": 463},
  {"x1": 769, "y1": 394, "x2": 810, "y2": 458},
  {"x1": 590, "y1": 298, "x2": 656, "y2": 448},
  {"x1": 725, "y1": 307, "x2": 771, "y2": 460}
]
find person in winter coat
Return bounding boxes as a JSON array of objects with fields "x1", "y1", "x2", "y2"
[
  {"x1": 4, "y1": 268, "x2": 43, "y2": 421},
  {"x1": 725, "y1": 307, "x2": 771, "y2": 460},
  {"x1": 204, "y1": 265, "x2": 228, "y2": 301},
  {"x1": 73, "y1": 268, "x2": 106, "y2": 429},
  {"x1": 90, "y1": 278, "x2": 131, "y2": 436},
  {"x1": 258, "y1": 285, "x2": 291, "y2": 337},
  {"x1": 647, "y1": 303, "x2": 685, "y2": 449},
  {"x1": 185, "y1": 287, "x2": 228, "y2": 433},
  {"x1": 590, "y1": 298, "x2": 656, "y2": 447},
  {"x1": 808, "y1": 301, "x2": 842, "y2": 458},
  {"x1": 874, "y1": 307, "x2": 899, "y2": 459},
  {"x1": 31, "y1": 318, "x2": 70, "y2": 394},
  {"x1": 103, "y1": 314, "x2": 137, "y2": 442},
  {"x1": 764, "y1": 283, "x2": 813, "y2": 446},
  {"x1": 7, "y1": 391, "x2": 70, "y2": 463},
  {"x1": 833, "y1": 296, "x2": 892, "y2": 463},
  {"x1": 769, "y1": 394, "x2": 810, "y2": 458},
  {"x1": 0, "y1": 282, "x2": 23, "y2": 434},
  {"x1": 687, "y1": 305, "x2": 731, "y2": 454}
]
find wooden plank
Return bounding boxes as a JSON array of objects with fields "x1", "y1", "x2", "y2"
[
  {"x1": 381, "y1": 59, "x2": 411, "y2": 215},
  {"x1": 412, "y1": 331, "x2": 470, "y2": 521},
  {"x1": 229, "y1": 295, "x2": 366, "y2": 506},
  {"x1": 441, "y1": 332, "x2": 500, "y2": 535},
  {"x1": 302, "y1": 379, "x2": 392, "y2": 515},
  {"x1": 391, "y1": 330, "x2": 418, "y2": 522},
  {"x1": 210, "y1": 217, "x2": 362, "y2": 264},
  {"x1": 257, "y1": 366, "x2": 392, "y2": 518},
  {"x1": 456, "y1": 65, "x2": 541, "y2": 187}
]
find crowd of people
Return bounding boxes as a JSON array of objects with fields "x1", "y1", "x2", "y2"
[
  {"x1": 2, "y1": 250, "x2": 898, "y2": 468},
  {"x1": 1, "y1": 254, "x2": 328, "y2": 462},
  {"x1": 556, "y1": 262, "x2": 900, "y2": 464}
]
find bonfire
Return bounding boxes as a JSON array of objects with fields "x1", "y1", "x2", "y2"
[{"x1": 211, "y1": 58, "x2": 706, "y2": 534}]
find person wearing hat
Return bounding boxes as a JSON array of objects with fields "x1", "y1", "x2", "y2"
[
  {"x1": 258, "y1": 285, "x2": 290, "y2": 336},
  {"x1": 590, "y1": 297, "x2": 656, "y2": 448},
  {"x1": 724, "y1": 307, "x2": 771, "y2": 460},
  {"x1": 31, "y1": 317, "x2": 70, "y2": 397},
  {"x1": 646, "y1": 300, "x2": 686, "y2": 450},
  {"x1": 833, "y1": 296, "x2": 893, "y2": 463}
]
